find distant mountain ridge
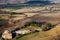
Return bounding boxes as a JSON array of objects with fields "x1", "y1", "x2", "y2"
[
  {"x1": 24, "y1": 1, "x2": 52, "y2": 5},
  {"x1": 0, "y1": 0, "x2": 60, "y2": 4},
  {"x1": 0, "y1": 0, "x2": 54, "y2": 8},
  {"x1": 0, "y1": 0, "x2": 28, "y2": 4},
  {"x1": 0, "y1": 0, "x2": 53, "y2": 4}
]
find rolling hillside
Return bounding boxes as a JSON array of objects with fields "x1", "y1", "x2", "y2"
[{"x1": 16, "y1": 24, "x2": 60, "y2": 40}]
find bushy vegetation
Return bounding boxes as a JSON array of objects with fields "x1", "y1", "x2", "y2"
[
  {"x1": 46, "y1": 23, "x2": 52, "y2": 27},
  {"x1": 0, "y1": 17, "x2": 6, "y2": 21},
  {"x1": 42, "y1": 23, "x2": 52, "y2": 31}
]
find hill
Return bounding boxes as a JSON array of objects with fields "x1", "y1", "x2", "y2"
[
  {"x1": 16, "y1": 24, "x2": 60, "y2": 40},
  {"x1": 24, "y1": 1, "x2": 52, "y2": 5}
]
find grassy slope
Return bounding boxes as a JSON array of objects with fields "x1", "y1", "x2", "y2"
[{"x1": 16, "y1": 24, "x2": 60, "y2": 40}]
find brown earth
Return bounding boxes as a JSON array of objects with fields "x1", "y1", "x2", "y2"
[{"x1": 32, "y1": 12, "x2": 60, "y2": 25}]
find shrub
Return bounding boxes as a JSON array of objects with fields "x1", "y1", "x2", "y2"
[
  {"x1": 0, "y1": 18, "x2": 6, "y2": 21},
  {"x1": 46, "y1": 23, "x2": 52, "y2": 28},
  {"x1": 42, "y1": 23, "x2": 52, "y2": 31}
]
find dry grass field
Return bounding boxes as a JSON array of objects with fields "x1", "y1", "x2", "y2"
[
  {"x1": 16, "y1": 24, "x2": 60, "y2": 40},
  {"x1": 32, "y1": 12, "x2": 60, "y2": 25},
  {"x1": 15, "y1": 11, "x2": 60, "y2": 40}
]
